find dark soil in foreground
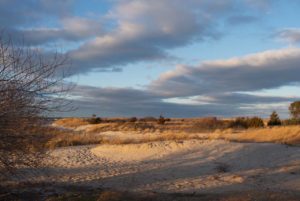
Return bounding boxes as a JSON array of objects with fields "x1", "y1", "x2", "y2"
[{"x1": 1, "y1": 183, "x2": 300, "y2": 201}]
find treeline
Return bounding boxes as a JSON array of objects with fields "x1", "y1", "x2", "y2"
[
  {"x1": 86, "y1": 101, "x2": 300, "y2": 130},
  {"x1": 87, "y1": 115, "x2": 171, "y2": 125}
]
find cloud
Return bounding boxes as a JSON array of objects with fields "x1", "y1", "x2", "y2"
[
  {"x1": 11, "y1": 17, "x2": 103, "y2": 45},
  {"x1": 275, "y1": 28, "x2": 300, "y2": 44},
  {"x1": 61, "y1": 47, "x2": 300, "y2": 117},
  {"x1": 62, "y1": 0, "x2": 278, "y2": 74},
  {"x1": 246, "y1": 0, "x2": 272, "y2": 10},
  {"x1": 0, "y1": 0, "x2": 275, "y2": 74},
  {"x1": 68, "y1": 0, "x2": 231, "y2": 73},
  {"x1": 227, "y1": 15, "x2": 258, "y2": 26},
  {"x1": 198, "y1": 93, "x2": 297, "y2": 105},
  {"x1": 71, "y1": 85, "x2": 161, "y2": 103},
  {"x1": 0, "y1": 0, "x2": 73, "y2": 28},
  {"x1": 68, "y1": 85, "x2": 296, "y2": 117},
  {"x1": 0, "y1": 0, "x2": 93, "y2": 45},
  {"x1": 150, "y1": 48, "x2": 300, "y2": 97}
]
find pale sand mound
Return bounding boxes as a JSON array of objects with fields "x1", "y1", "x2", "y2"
[
  {"x1": 91, "y1": 140, "x2": 204, "y2": 162},
  {"x1": 11, "y1": 139, "x2": 300, "y2": 194}
]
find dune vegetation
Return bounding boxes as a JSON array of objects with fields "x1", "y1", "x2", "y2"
[
  {"x1": 211, "y1": 126, "x2": 300, "y2": 145},
  {"x1": 49, "y1": 116, "x2": 300, "y2": 148}
]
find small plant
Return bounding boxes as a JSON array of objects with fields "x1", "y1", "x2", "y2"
[
  {"x1": 157, "y1": 115, "x2": 166, "y2": 125},
  {"x1": 139, "y1": 116, "x2": 157, "y2": 122},
  {"x1": 88, "y1": 115, "x2": 102, "y2": 124},
  {"x1": 128, "y1": 117, "x2": 138, "y2": 123},
  {"x1": 165, "y1": 118, "x2": 171, "y2": 122},
  {"x1": 215, "y1": 162, "x2": 230, "y2": 173},
  {"x1": 268, "y1": 111, "x2": 281, "y2": 126}
]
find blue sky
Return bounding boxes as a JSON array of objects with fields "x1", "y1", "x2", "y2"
[{"x1": 1, "y1": 0, "x2": 300, "y2": 117}]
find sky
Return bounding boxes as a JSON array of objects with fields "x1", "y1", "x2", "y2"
[{"x1": 1, "y1": 0, "x2": 300, "y2": 118}]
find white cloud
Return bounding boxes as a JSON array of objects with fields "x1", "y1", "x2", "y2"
[
  {"x1": 68, "y1": 84, "x2": 296, "y2": 117},
  {"x1": 1, "y1": 0, "x2": 275, "y2": 74},
  {"x1": 68, "y1": 0, "x2": 227, "y2": 73},
  {"x1": 150, "y1": 48, "x2": 300, "y2": 97},
  {"x1": 275, "y1": 28, "x2": 300, "y2": 44}
]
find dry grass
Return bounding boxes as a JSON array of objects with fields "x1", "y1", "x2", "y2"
[
  {"x1": 47, "y1": 132, "x2": 101, "y2": 149},
  {"x1": 53, "y1": 117, "x2": 229, "y2": 133},
  {"x1": 53, "y1": 118, "x2": 89, "y2": 128},
  {"x1": 211, "y1": 126, "x2": 300, "y2": 145},
  {"x1": 50, "y1": 118, "x2": 300, "y2": 147},
  {"x1": 46, "y1": 131, "x2": 208, "y2": 148},
  {"x1": 47, "y1": 125, "x2": 300, "y2": 148}
]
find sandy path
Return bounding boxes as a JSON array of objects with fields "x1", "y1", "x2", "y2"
[{"x1": 16, "y1": 139, "x2": 300, "y2": 194}]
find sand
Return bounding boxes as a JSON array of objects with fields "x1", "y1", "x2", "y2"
[{"x1": 14, "y1": 137, "x2": 300, "y2": 194}]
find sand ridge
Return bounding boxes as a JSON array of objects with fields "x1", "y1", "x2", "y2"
[
  {"x1": 11, "y1": 138, "x2": 300, "y2": 194},
  {"x1": 91, "y1": 140, "x2": 205, "y2": 162}
]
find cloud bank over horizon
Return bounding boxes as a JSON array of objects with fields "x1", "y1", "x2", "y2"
[{"x1": 69, "y1": 48, "x2": 300, "y2": 117}]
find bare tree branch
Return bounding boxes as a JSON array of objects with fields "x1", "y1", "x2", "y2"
[{"x1": 0, "y1": 34, "x2": 74, "y2": 179}]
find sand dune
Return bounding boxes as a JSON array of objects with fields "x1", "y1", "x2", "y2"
[
  {"x1": 13, "y1": 139, "x2": 300, "y2": 194},
  {"x1": 91, "y1": 140, "x2": 204, "y2": 162}
]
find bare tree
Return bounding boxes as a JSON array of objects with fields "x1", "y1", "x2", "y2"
[{"x1": 0, "y1": 34, "x2": 72, "y2": 178}]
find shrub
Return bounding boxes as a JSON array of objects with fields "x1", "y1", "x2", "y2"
[
  {"x1": 88, "y1": 117, "x2": 102, "y2": 124},
  {"x1": 268, "y1": 111, "x2": 281, "y2": 126},
  {"x1": 128, "y1": 117, "x2": 138, "y2": 123},
  {"x1": 215, "y1": 162, "x2": 230, "y2": 173},
  {"x1": 139, "y1": 116, "x2": 157, "y2": 122},
  {"x1": 289, "y1": 101, "x2": 300, "y2": 120},
  {"x1": 230, "y1": 117, "x2": 264, "y2": 129},
  {"x1": 283, "y1": 118, "x2": 300, "y2": 126},
  {"x1": 111, "y1": 119, "x2": 127, "y2": 123},
  {"x1": 229, "y1": 117, "x2": 249, "y2": 129},
  {"x1": 247, "y1": 117, "x2": 264, "y2": 128},
  {"x1": 157, "y1": 115, "x2": 166, "y2": 125},
  {"x1": 196, "y1": 117, "x2": 227, "y2": 130}
]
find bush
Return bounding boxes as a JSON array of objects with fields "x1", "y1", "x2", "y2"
[
  {"x1": 230, "y1": 117, "x2": 264, "y2": 129},
  {"x1": 88, "y1": 117, "x2": 102, "y2": 124},
  {"x1": 197, "y1": 117, "x2": 227, "y2": 130},
  {"x1": 128, "y1": 117, "x2": 138, "y2": 123},
  {"x1": 139, "y1": 116, "x2": 157, "y2": 122},
  {"x1": 268, "y1": 111, "x2": 281, "y2": 126},
  {"x1": 247, "y1": 117, "x2": 264, "y2": 128},
  {"x1": 283, "y1": 118, "x2": 300, "y2": 126},
  {"x1": 229, "y1": 117, "x2": 249, "y2": 129},
  {"x1": 157, "y1": 115, "x2": 166, "y2": 125},
  {"x1": 110, "y1": 119, "x2": 126, "y2": 123},
  {"x1": 289, "y1": 101, "x2": 300, "y2": 120}
]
